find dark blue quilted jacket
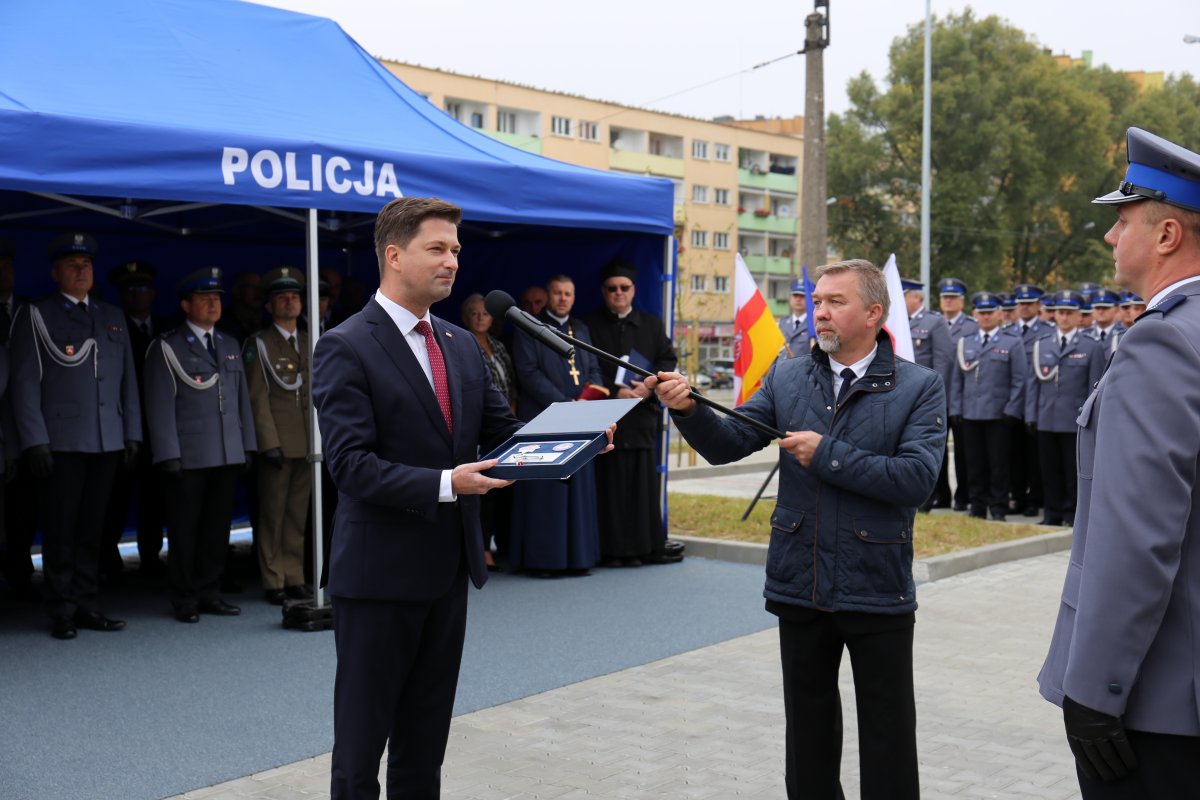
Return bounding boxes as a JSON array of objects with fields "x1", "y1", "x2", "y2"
[{"x1": 674, "y1": 331, "x2": 947, "y2": 613}]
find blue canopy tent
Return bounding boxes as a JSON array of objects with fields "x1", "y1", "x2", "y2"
[{"x1": 0, "y1": 0, "x2": 677, "y2": 597}]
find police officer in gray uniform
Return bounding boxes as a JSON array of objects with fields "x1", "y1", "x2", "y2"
[
  {"x1": 9, "y1": 233, "x2": 141, "y2": 639},
  {"x1": 1010, "y1": 283, "x2": 1049, "y2": 517},
  {"x1": 950, "y1": 291, "x2": 1025, "y2": 521},
  {"x1": 1025, "y1": 290, "x2": 1104, "y2": 527},
  {"x1": 777, "y1": 279, "x2": 809, "y2": 358},
  {"x1": 1086, "y1": 287, "x2": 1125, "y2": 346},
  {"x1": 938, "y1": 277, "x2": 979, "y2": 510},
  {"x1": 905, "y1": 278, "x2": 952, "y2": 509},
  {"x1": 1039, "y1": 127, "x2": 1200, "y2": 798},
  {"x1": 144, "y1": 268, "x2": 256, "y2": 623}
]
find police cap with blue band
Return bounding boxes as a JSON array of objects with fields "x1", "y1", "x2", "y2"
[
  {"x1": 1118, "y1": 290, "x2": 1145, "y2": 307},
  {"x1": 998, "y1": 292, "x2": 1017, "y2": 310},
  {"x1": 901, "y1": 277, "x2": 924, "y2": 292},
  {"x1": 1012, "y1": 283, "x2": 1044, "y2": 302},
  {"x1": 1040, "y1": 294, "x2": 1056, "y2": 308},
  {"x1": 1051, "y1": 289, "x2": 1087, "y2": 310},
  {"x1": 1094, "y1": 128, "x2": 1200, "y2": 213},
  {"x1": 970, "y1": 291, "x2": 1000, "y2": 311},
  {"x1": 46, "y1": 232, "x2": 98, "y2": 262},
  {"x1": 1089, "y1": 288, "x2": 1121, "y2": 308},
  {"x1": 177, "y1": 266, "x2": 225, "y2": 298},
  {"x1": 938, "y1": 277, "x2": 967, "y2": 297},
  {"x1": 789, "y1": 278, "x2": 805, "y2": 295}
]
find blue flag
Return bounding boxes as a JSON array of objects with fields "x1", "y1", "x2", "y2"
[{"x1": 801, "y1": 265, "x2": 817, "y2": 341}]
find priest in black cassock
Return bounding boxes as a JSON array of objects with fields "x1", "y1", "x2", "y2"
[
  {"x1": 584, "y1": 259, "x2": 678, "y2": 567},
  {"x1": 510, "y1": 274, "x2": 604, "y2": 577}
]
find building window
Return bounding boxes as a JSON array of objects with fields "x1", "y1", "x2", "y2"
[
  {"x1": 713, "y1": 275, "x2": 730, "y2": 293},
  {"x1": 692, "y1": 139, "x2": 709, "y2": 159},
  {"x1": 714, "y1": 143, "x2": 731, "y2": 162},
  {"x1": 714, "y1": 188, "x2": 730, "y2": 205},
  {"x1": 469, "y1": 112, "x2": 485, "y2": 129},
  {"x1": 445, "y1": 102, "x2": 462, "y2": 122},
  {"x1": 579, "y1": 121, "x2": 599, "y2": 141},
  {"x1": 551, "y1": 116, "x2": 572, "y2": 137},
  {"x1": 691, "y1": 274, "x2": 708, "y2": 292},
  {"x1": 497, "y1": 111, "x2": 516, "y2": 133},
  {"x1": 691, "y1": 230, "x2": 708, "y2": 248},
  {"x1": 691, "y1": 185, "x2": 709, "y2": 203},
  {"x1": 713, "y1": 232, "x2": 730, "y2": 250}
]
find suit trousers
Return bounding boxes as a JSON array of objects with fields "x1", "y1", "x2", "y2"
[
  {"x1": 330, "y1": 565, "x2": 469, "y2": 800},
  {"x1": 1075, "y1": 729, "x2": 1200, "y2": 799},
  {"x1": 778, "y1": 609, "x2": 919, "y2": 800},
  {"x1": 1008, "y1": 416, "x2": 1040, "y2": 510},
  {"x1": 2, "y1": 467, "x2": 41, "y2": 591},
  {"x1": 1038, "y1": 431, "x2": 1077, "y2": 524},
  {"x1": 101, "y1": 445, "x2": 166, "y2": 573},
  {"x1": 963, "y1": 418, "x2": 1010, "y2": 515},
  {"x1": 256, "y1": 457, "x2": 311, "y2": 590},
  {"x1": 930, "y1": 433, "x2": 953, "y2": 507},
  {"x1": 950, "y1": 419, "x2": 970, "y2": 506},
  {"x1": 164, "y1": 465, "x2": 240, "y2": 609},
  {"x1": 35, "y1": 450, "x2": 120, "y2": 618}
]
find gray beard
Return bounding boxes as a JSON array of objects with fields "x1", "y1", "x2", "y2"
[{"x1": 817, "y1": 332, "x2": 841, "y2": 354}]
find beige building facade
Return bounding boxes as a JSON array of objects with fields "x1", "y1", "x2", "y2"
[{"x1": 381, "y1": 61, "x2": 805, "y2": 365}]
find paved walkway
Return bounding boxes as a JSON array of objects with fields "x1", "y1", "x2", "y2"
[{"x1": 171, "y1": 551, "x2": 1079, "y2": 800}]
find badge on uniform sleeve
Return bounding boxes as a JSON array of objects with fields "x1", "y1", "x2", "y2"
[
  {"x1": 1043, "y1": 366, "x2": 1051, "y2": 375},
  {"x1": 914, "y1": 339, "x2": 923, "y2": 347},
  {"x1": 65, "y1": 344, "x2": 75, "y2": 355}
]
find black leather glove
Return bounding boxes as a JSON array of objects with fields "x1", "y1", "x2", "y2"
[
  {"x1": 243, "y1": 451, "x2": 255, "y2": 473},
  {"x1": 1026, "y1": 421, "x2": 1037, "y2": 435},
  {"x1": 262, "y1": 447, "x2": 284, "y2": 469},
  {"x1": 158, "y1": 458, "x2": 182, "y2": 474},
  {"x1": 1063, "y1": 695, "x2": 1138, "y2": 782},
  {"x1": 949, "y1": 414, "x2": 963, "y2": 427},
  {"x1": 25, "y1": 445, "x2": 53, "y2": 480},
  {"x1": 124, "y1": 440, "x2": 140, "y2": 469}
]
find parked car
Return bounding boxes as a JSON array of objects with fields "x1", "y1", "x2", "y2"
[
  {"x1": 678, "y1": 368, "x2": 712, "y2": 391},
  {"x1": 703, "y1": 360, "x2": 735, "y2": 389}
]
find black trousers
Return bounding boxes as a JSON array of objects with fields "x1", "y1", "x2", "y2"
[
  {"x1": 101, "y1": 446, "x2": 166, "y2": 572},
  {"x1": 778, "y1": 610, "x2": 919, "y2": 800},
  {"x1": 330, "y1": 568, "x2": 469, "y2": 800},
  {"x1": 1075, "y1": 729, "x2": 1200, "y2": 799},
  {"x1": 35, "y1": 450, "x2": 120, "y2": 618},
  {"x1": 930, "y1": 433, "x2": 952, "y2": 507},
  {"x1": 2, "y1": 466, "x2": 40, "y2": 592},
  {"x1": 963, "y1": 418, "x2": 1010, "y2": 515},
  {"x1": 164, "y1": 465, "x2": 239, "y2": 609},
  {"x1": 1008, "y1": 416, "x2": 1041, "y2": 510},
  {"x1": 1038, "y1": 431, "x2": 1077, "y2": 524},
  {"x1": 950, "y1": 418, "x2": 970, "y2": 506}
]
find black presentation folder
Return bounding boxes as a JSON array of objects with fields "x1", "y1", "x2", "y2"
[{"x1": 483, "y1": 397, "x2": 642, "y2": 480}]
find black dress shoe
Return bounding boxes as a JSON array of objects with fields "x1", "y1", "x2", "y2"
[
  {"x1": 953, "y1": 502, "x2": 969, "y2": 512},
  {"x1": 644, "y1": 551, "x2": 684, "y2": 565},
  {"x1": 968, "y1": 509, "x2": 987, "y2": 519},
  {"x1": 264, "y1": 589, "x2": 287, "y2": 605},
  {"x1": 989, "y1": 512, "x2": 1007, "y2": 522},
  {"x1": 1022, "y1": 506, "x2": 1040, "y2": 517},
  {"x1": 51, "y1": 617, "x2": 77, "y2": 640},
  {"x1": 175, "y1": 607, "x2": 200, "y2": 623},
  {"x1": 74, "y1": 609, "x2": 126, "y2": 632},
  {"x1": 1039, "y1": 517, "x2": 1064, "y2": 526},
  {"x1": 284, "y1": 584, "x2": 313, "y2": 600},
  {"x1": 197, "y1": 599, "x2": 241, "y2": 616}
]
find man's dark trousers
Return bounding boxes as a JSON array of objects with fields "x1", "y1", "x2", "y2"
[
  {"x1": 1074, "y1": 730, "x2": 1200, "y2": 799},
  {"x1": 164, "y1": 465, "x2": 240, "y2": 609},
  {"x1": 331, "y1": 557, "x2": 469, "y2": 800},
  {"x1": 778, "y1": 608, "x2": 918, "y2": 800},
  {"x1": 963, "y1": 419, "x2": 1011, "y2": 516}
]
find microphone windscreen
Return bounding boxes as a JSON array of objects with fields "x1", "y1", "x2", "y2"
[{"x1": 484, "y1": 290, "x2": 516, "y2": 319}]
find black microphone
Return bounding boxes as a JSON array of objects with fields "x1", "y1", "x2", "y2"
[{"x1": 484, "y1": 290, "x2": 575, "y2": 359}]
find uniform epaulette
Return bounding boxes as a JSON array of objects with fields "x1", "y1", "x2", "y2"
[{"x1": 1140, "y1": 294, "x2": 1187, "y2": 319}]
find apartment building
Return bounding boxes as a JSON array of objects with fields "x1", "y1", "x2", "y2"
[{"x1": 381, "y1": 61, "x2": 806, "y2": 364}]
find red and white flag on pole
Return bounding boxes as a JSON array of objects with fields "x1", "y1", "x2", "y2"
[
  {"x1": 881, "y1": 253, "x2": 914, "y2": 362},
  {"x1": 732, "y1": 253, "x2": 786, "y2": 406}
]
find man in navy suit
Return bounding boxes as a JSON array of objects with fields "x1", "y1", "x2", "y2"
[{"x1": 312, "y1": 197, "x2": 522, "y2": 800}]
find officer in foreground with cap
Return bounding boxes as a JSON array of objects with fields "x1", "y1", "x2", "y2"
[
  {"x1": 904, "y1": 278, "x2": 952, "y2": 509},
  {"x1": 938, "y1": 278, "x2": 979, "y2": 511},
  {"x1": 1025, "y1": 290, "x2": 1104, "y2": 528},
  {"x1": 949, "y1": 291, "x2": 1025, "y2": 521},
  {"x1": 1039, "y1": 127, "x2": 1200, "y2": 797},
  {"x1": 243, "y1": 267, "x2": 312, "y2": 604},
  {"x1": 777, "y1": 279, "x2": 809, "y2": 358},
  {"x1": 8, "y1": 233, "x2": 141, "y2": 639},
  {"x1": 144, "y1": 268, "x2": 256, "y2": 623},
  {"x1": 1009, "y1": 284, "x2": 1049, "y2": 517}
]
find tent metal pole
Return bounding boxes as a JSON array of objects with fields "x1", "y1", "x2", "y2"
[
  {"x1": 305, "y1": 207, "x2": 326, "y2": 609},
  {"x1": 660, "y1": 234, "x2": 674, "y2": 537}
]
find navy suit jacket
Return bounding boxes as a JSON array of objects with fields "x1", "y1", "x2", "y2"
[{"x1": 311, "y1": 298, "x2": 519, "y2": 602}]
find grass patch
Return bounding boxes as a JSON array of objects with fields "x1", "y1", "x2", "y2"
[{"x1": 667, "y1": 493, "x2": 1047, "y2": 559}]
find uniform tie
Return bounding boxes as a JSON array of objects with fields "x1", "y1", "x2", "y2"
[
  {"x1": 204, "y1": 331, "x2": 217, "y2": 361},
  {"x1": 138, "y1": 321, "x2": 149, "y2": 338},
  {"x1": 287, "y1": 334, "x2": 297, "y2": 353},
  {"x1": 77, "y1": 301, "x2": 88, "y2": 314},
  {"x1": 835, "y1": 367, "x2": 857, "y2": 407},
  {"x1": 1021, "y1": 323, "x2": 1028, "y2": 335},
  {"x1": 415, "y1": 320, "x2": 453, "y2": 434},
  {"x1": 1061, "y1": 335, "x2": 1068, "y2": 350},
  {"x1": 793, "y1": 318, "x2": 800, "y2": 332},
  {"x1": 1100, "y1": 330, "x2": 1107, "y2": 342},
  {"x1": 982, "y1": 332, "x2": 990, "y2": 347}
]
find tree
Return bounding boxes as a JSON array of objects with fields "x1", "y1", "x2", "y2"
[{"x1": 826, "y1": 11, "x2": 1191, "y2": 293}]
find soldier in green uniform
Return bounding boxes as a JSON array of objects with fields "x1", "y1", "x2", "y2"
[{"x1": 243, "y1": 267, "x2": 312, "y2": 604}]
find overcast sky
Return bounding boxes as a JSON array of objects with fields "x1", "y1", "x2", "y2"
[{"x1": 260, "y1": 0, "x2": 1198, "y2": 121}]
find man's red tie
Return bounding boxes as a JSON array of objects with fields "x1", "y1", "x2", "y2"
[{"x1": 415, "y1": 320, "x2": 453, "y2": 434}]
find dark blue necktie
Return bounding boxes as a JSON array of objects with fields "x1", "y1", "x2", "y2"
[
  {"x1": 205, "y1": 331, "x2": 217, "y2": 361},
  {"x1": 835, "y1": 367, "x2": 856, "y2": 407}
]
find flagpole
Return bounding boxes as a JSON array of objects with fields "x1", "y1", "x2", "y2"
[{"x1": 919, "y1": 0, "x2": 932, "y2": 292}]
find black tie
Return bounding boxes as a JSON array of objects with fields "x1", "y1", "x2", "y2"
[
  {"x1": 982, "y1": 333, "x2": 990, "y2": 347},
  {"x1": 1061, "y1": 335, "x2": 1068, "y2": 350},
  {"x1": 835, "y1": 367, "x2": 856, "y2": 407},
  {"x1": 205, "y1": 331, "x2": 217, "y2": 361},
  {"x1": 287, "y1": 334, "x2": 298, "y2": 353},
  {"x1": 138, "y1": 321, "x2": 150, "y2": 338},
  {"x1": 794, "y1": 318, "x2": 800, "y2": 332},
  {"x1": 1021, "y1": 323, "x2": 1028, "y2": 335},
  {"x1": 77, "y1": 301, "x2": 88, "y2": 314},
  {"x1": 1100, "y1": 330, "x2": 1107, "y2": 342}
]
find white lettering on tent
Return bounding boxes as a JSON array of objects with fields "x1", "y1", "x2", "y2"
[
  {"x1": 353, "y1": 161, "x2": 375, "y2": 196},
  {"x1": 285, "y1": 152, "x2": 310, "y2": 191},
  {"x1": 326, "y1": 157, "x2": 352, "y2": 194},
  {"x1": 310, "y1": 154, "x2": 323, "y2": 192},
  {"x1": 251, "y1": 150, "x2": 283, "y2": 188},
  {"x1": 222, "y1": 147, "x2": 249, "y2": 185},
  {"x1": 376, "y1": 163, "x2": 401, "y2": 198}
]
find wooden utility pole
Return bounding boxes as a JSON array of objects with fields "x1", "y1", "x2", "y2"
[{"x1": 799, "y1": 1, "x2": 830, "y2": 275}]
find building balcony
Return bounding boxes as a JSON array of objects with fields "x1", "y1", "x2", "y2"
[
  {"x1": 766, "y1": 298, "x2": 790, "y2": 318},
  {"x1": 742, "y1": 254, "x2": 793, "y2": 274},
  {"x1": 737, "y1": 168, "x2": 799, "y2": 193},
  {"x1": 484, "y1": 130, "x2": 543, "y2": 155},
  {"x1": 609, "y1": 149, "x2": 686, "y2": 178},
  {"x1": 738, "y1": 211, "x2": 797, "y2": 235}
]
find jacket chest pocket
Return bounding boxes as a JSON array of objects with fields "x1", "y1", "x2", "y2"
[
  {"x1": 986, "y1": 350, "x2": 1010, "y2": 364},
  {"x1": 1075, "y1": 386, "x2": 1100, "y2": 479}
]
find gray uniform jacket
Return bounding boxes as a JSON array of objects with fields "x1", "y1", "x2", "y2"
[
  {"x1": 1015, "y1": 319, "x2": 1051, "y2": 373},
  {"x1": 778, "y1": 315, "x2": 808, "y2": 359},
  {"x1": 908, "y1": 309, "x2": 952, "y2": 390},
  {"x1": 9, "y1": 296, "x2": 141, "y2": 453},
  {"x1": 1024, "y1": 332, "x2": 1105, "y2": 433},
  {"x1": 144, "y1": 326, "x2": 256, "y2": 468},
  {"x1": 950, "y1": 327, "x2": 1026, "y2": 420},
  {"x1": 945, "y1": 313, "x2": 980, "y2": 344},
  {"x1": 1039, "y1": 281, "x2": 1200, "y2": 735}
]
